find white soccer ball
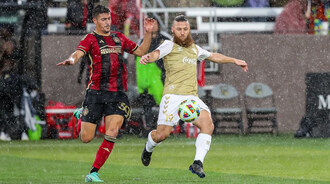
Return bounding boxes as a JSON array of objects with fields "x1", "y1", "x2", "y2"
[{"x1": 178, "y1": 99, "x2": 200, "y2": 122}]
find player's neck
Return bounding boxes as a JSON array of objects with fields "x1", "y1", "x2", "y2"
[{"x1": 94, "y1": 29, "x2": 110, "y2": 36}]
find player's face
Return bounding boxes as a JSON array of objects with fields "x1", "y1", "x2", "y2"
[
  {"x1": 94, "y1": 13, "x2": 111, "y2": 34},
  {"x1": 171, "y1": 21, "x2": 190, "y2": 42}
]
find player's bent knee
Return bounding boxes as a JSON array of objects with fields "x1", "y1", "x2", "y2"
[
  {"x1": 80, "y1": 135, "x2": 93, "y2": 143},
  {"x1": 79, "y1": 132, "x2": 94, "y2": 143}
]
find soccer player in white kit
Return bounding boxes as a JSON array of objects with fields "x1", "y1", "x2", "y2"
[{"x1": 139, "y1": 15, "x2": 248, "y2": 178}]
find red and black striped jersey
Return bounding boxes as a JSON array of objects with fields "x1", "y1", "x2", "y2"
[{"x1": 77, "y1": 31, "x2": 138, "y2": 92}]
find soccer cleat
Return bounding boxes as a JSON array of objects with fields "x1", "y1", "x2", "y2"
[
  {"x1": 0, "y1": 132, "x2": 11, "y2": 141},
  {"x1": 21, "y1": 132, "x2": 29, "y2": 141},
  {"x1": 189, "y1": 160, "x2": 205, "y2": 178},
  {"x1": 85, "y1": 172, "x2": 104, "y2": 182},
  {"x1": 141, "y1": 146, "x2": 152, "y2": 166}
]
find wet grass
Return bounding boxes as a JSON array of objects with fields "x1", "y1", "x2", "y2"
[{"x1": 0, "y1": 134, "x2": 329, "y2": 183}]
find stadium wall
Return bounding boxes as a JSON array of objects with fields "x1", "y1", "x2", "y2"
[{"x1": 42, "y1": 34, "x2": 330, "y2": 133}]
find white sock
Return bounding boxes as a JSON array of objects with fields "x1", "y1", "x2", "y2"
[
  {"x1": 194, "y1": 133, "x2": 212, "y2": 163},
  {"x1": 146, "y1": 131, "x2": 160, "y2": 152}
]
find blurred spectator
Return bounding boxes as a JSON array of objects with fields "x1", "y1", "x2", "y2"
[
  {"x1": 245, "y1": 0, "x2": 270, "y2": 22},
  {"x1": 211, "y1": 0, "x2": 245, "y2": 7},
  {"x1": 163, "y1": 0, "x2": 211, "y2": 7},
  {"x1": 20, "y1": 0, "x2": 47, "y2": 87},
  {"x1": 0, "y1": 55, "x2": 37, "y2": 141},
  {"x1": 308, "y1": 0, "x2": 329, "y2": 34},
  {"x1": 65, "y1": 0, "x2": 89, "y2": 33},
  {"x1": 108, "y1": 0, "x2": 140, "y2": 36},
  {"x1": 65, "y1": 0, "x2": 100, "y2": 34},
  {"x1": 274, "y1": 0, "x2": 310, "y2": 34},
  {"x1": 135, "y1": 18, "x2": 171, "y2": 136},
  {"x1": 245, "y1": 0, "x2": 270, "y2": 7},
  {"x1": 0, "y1": 25, "x2": 16, "y2": 63}
]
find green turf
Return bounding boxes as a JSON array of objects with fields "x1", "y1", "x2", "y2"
[{"x1": 0, "y1": 134, "x2": 329, "y2": 184}]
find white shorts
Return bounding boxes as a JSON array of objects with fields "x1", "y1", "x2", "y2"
[{"x1": 157, "y1": 94, "x2": 210, "y2": 126}]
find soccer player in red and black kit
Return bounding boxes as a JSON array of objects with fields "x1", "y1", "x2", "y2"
[{"x1": 57, "y1": 5, "x2": 155, "y2": 182}]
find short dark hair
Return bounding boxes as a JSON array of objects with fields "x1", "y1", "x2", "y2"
[
  {"x1": 174, "y1": 15, "x2": 188, "y2": 22},
  {"x1": 92, "y1": 5, "x2": 110, "y2": 18}
]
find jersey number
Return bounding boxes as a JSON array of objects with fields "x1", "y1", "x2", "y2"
[{"x1": 118, "y1": 102, "x2": 131, "y2": 119}]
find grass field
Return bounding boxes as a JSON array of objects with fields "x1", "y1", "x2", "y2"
[{"x1": 0, "y1": 134, "x2": 330, "y2": 184}]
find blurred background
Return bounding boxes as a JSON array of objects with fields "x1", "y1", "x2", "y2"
[{"x1": 0, "y1": 0, "x2": 330, "y2": 141}]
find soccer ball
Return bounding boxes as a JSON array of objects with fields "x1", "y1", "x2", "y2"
[{"x1": 178, "y1": 99, "x2": 200, "y2": 122}]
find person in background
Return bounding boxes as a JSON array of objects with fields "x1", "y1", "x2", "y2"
[
  {"x1": 0, "y1": 54, "x2": 37, "y2": 141},
  {"x1": 57, "y1": 5, "x2": 155, "y2": 182},
  {"x1": 274, "y1": 0, "x2": 311, "y2": 34},
  {"x1": 135, "y1": 17, "x2": 171, "y2": 136},
  {"x1": 308, "y1": 0, "x2": 330, "y2": 34},
  {"x1": 65, "y1": 0, "x2": 89, "y2": 33},
  {"x1": 108, "y1": 0, "x2": 140, "y2": 36},
  {"x1": 245, "y1": 0, "x2": 270, "y2": 7},
  {"x1": 0, "y1": 25, "x2": 16, "y2": 61}
]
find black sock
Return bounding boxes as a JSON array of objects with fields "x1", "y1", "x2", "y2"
[{"x1": 90, "y1": 167, "x2": 99, "y2": 173}]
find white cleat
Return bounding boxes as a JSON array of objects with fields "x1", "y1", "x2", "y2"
[{"x1": 21, "y1": 132, "x2": 29, "y2": 141}]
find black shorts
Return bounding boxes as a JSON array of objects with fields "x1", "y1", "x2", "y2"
[{"x1": 81, "y1": 90, "x2": 131, "y2": 124}]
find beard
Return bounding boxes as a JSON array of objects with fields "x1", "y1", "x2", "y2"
[{"x1": 173, "y1": 33, "x2": 194, "y2": 48}]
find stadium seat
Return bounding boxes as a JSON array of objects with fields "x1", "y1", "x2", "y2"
[
  {"x1": 210, "y1": 83, "x2": 244, "y2": 134},
  {"x1": 244, "y1": 82, "x2": 278, "y2": 135}
]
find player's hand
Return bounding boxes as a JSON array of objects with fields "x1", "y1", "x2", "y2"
[
  {"x1": 234, "y1": 59, "x2": 248, "y2": 72},
  {"x1": 139, "y1": 54, "x2": 151, "y2": 65},
  {"x1": 56, "y1": 58, "x2": 75, "y2": 66},
  {"x1": 144, "y1": 18, "x2": 155, "y2": 33}
]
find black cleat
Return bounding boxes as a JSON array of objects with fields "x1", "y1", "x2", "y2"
[
  {"x1": 189, "y1": 160, "x2": 205, "y2": 178},
  {"x1": 141, "y1": 146, "x2": 152, "y2": 166}
]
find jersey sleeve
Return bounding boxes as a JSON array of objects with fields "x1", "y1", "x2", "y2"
[
  {"x1": 118, "y1": 32, "x2": 138, "y2": 54},
  {"x1": 156, "y1": 40, "x2": 174, "y2": 59},
  {"x1": 196, "y1": 44, "x2": 211, "y2": 61},
  {"x1": 76, "y1": 34, "x2": 92, "y2": 54}
]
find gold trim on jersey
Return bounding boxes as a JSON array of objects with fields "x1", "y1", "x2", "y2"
[
  {"x1": 77, "y1": 48, "x2": 86, "y2": 54},
  {"x1": 86, "y1": 53, "x2": 94, "y2": 90},
  {"x1": 132, "y1": 45, "x2": 138, "y2": 52}
]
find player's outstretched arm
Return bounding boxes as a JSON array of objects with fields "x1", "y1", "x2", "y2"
[
  {"x1": 139, "y1": 50, "x2": 160, "y2": 65},
  {"x1": 207, "y1": 52, "x2": 248, "y2": 72},
  {"x1": 133, "y1": 18, "x2": 155, "y2": 57},
  {"x1": 56, "y1": 50, "x2": 85, "y2": 66}
]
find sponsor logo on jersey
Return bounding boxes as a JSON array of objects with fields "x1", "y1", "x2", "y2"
[
  {"x1": 182, "y1": 57, "x2": 197, "y2": 65},
  {"x1": 100, "y1": 46, "x2": 122, "y2": 54}
]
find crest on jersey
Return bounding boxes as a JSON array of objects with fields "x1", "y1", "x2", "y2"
[{"x1": 113, "y1": 37, "x2": 120, "y2": 43}]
